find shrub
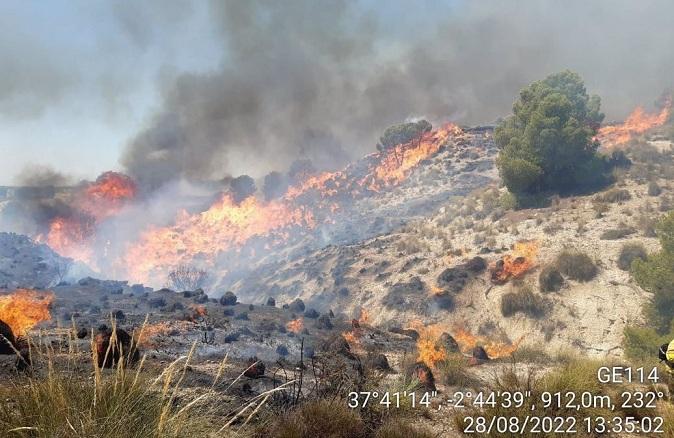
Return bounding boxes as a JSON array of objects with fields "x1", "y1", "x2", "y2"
[
  {"x1": 648, "y1": 180, "x2": 662, "y2": 196},
  {"x1": 595, "y1": 188, "x2": 632, "y2": 203},
  {"x1": 556, "y1": 250, "x2": 598, "y2": 281},
  {"x1": 623, "y1": 325, "x2": 673, "y2": 361},
  {"x1": 265, "y1": 399, "x2": 365, "y2": 438},
  {"x1": 167, "y1": 265, "x2": 208, "y2": 291},
  {"x1": 377, "y1": 120, "x2": 432, "y2": 151},
  {"x1": 617, "y1": 242, "x2": 648, "y2": 271},
  {"x1": 539, "y1": 265, "x2": 563, "y2": 292},
  {"x1": 599, "y1": 226, "x2": 636, "y2": 240},
  {"x1": 375, "y1": 419, "x2": 434, "y2": 438},
  {"x1": 437, "y1": 354, "x2": 472, "y2": 387},
  {"x1": 499, "y1": 191, "x2": 518, "y2": 210},
  {"x1": 501, "y1": 287, "x2": 551, "y2": 318}
]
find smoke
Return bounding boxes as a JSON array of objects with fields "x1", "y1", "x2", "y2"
[
  {"x1": 122, "y1": 0, "x2": 674, "y2": 189},
  {"x1": 14, "y1": 165, "x2": 73, "y2": 188}
]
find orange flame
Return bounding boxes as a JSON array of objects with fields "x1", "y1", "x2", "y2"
[
  {"x1": 490, "y1": 240, "x2": 539, "y2": 284},
  {"x1": 452, "y1": 327, "x2": 524, "y2": 359},
  {"x1": 286, "y1": 318, "x2": 304, "y2": 334},
  {"x1": 408, "y1": 321, "x2": 448, "y2": 368},
  {"x1": 357, "y1": 308, "x2": 369, "y2": 325},
  {"x1": 0, "y1": 290, "x2": 54, "y2": 336},
  {"x1": 137, "y1": 321, "x2": 192, "y2": 347},
  {"x1": 121, "y1": 124, "x2": 463, "y2": 284},
  {"x1": 38, "y1": 172, "x2": 136, "y2": 266},
  {"x1": 598, "y1": 99, "x2": 672, "y2": 149}
]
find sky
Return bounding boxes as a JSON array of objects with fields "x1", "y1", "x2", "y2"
[{"x1": 1, "y1": 0, "x2": 674, "y2": 186}]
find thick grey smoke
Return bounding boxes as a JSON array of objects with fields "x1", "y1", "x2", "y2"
[
  {"x1": 14, "y1": 165, "x2": 73, "y2": 187},
  {"x1": 122, "y1": 0, "x2": 674, "y2": 189}
]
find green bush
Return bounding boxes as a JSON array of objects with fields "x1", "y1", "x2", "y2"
[
  {"x1": 539, "y1": 265, "x2": 563, "y2": 292},
  {"x1": 375, "y1": 419, "x2": 435, "y2": 438},
  {"x1": 556, "y1": 250, "x2": 598, "y2": 281},
  {"x1": 632, "y1": 211, "x2": 674, "y2": 332},
  {"x1": 501, "y1": 287, "x2": 551, "y2": 318},
  {"x1": 377, "y1": 120, "x2": 432, "y2": 151},
  {"x1": 600, "y1": 226, "x2": 636, "y2": 240},
  {"x1": 498, "y1": 191, "x2": 518, "y2": 210},
  {"x1": 623, "y1": 325, "x2": 673, "y2": 361},
  {"x1": 618, "y1": 242, "x2": 647, "y2": 271},
  {"x1": 494, "y1": 70, "x2": 605, "y2": 197},
  {"x1": 595, "y1": 188, "x2": 631, "y2": 203},
  {"x1": 265, "y1": 399, "x2": 365, "y2": 438}
]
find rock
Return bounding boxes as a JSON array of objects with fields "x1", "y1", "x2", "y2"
[
  {"x1": 304, "y1": 308, "x2": 319, "y2": 319},
  {"x1": 266, "y1": 297, "x2": 276, "y2": 307},
  {"x1": 94, "y1": 325, "x2": 139, "y2": 368},
  {"x1": 288, "y1": 298, "x2": 305, "y2": 313},
  {"x1": 243, "y1": 357, "x2": 265, "y2": 378},
  {"x1": 219, "y1": 291, "x2": 237, "y2": 306},
  {"x1": 316, "y1": 314, "x2": 333, "y2": 329}
]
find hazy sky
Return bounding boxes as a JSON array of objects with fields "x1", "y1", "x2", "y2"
[{"x1": 2, "y1": 1, "x2": 674, "y2": 186}]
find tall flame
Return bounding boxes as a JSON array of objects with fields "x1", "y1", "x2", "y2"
[
  {"x1": 122, "y1": 124, "x2": 462, "y2": 283},
  {"x1": 597, "y1": 99, "x2": 672, "y2": 149},
  {"x1": 408, "y1": 321, "x2": 448, "y2": 368},
  {"x1": 0, "y1": 290, "x2": 54, "y2": 336}
]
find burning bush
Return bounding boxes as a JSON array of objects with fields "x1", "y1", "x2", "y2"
[
  {"x1": 0, "y1": 289, "x2": 54, "y2": 337},
  {"x1": 262, "y1": 171, "x2": 289, "y2": 201},
  {"x1": 490, "y1": 241, "x2": 538, "y2": 284},
  {"x1": 377, "y1": 120, "x2": 432, "y2": 151},
  {"x1": 501, "y1": 287, "x2": 551, "y2": 318},
  {"x1": 618, "y1": 242, "x2": 648, "y2": 271},
  {"x1": 556, "y1": 249, "x2": 598, "y2": 282},
  {"x1": 0, "y1": 319, "x2": 16, "y2": 354},
  {"x1": 167, "y1": 265, "x2": 208, "y2": 291}
]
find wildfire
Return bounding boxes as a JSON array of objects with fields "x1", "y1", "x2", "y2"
[
  {"x1": 286, "y1": 318, "x2": 304, "y2": 334},
  {"x1": 38, "y1": 172, "x2": 136, "y2": 266},
  {"x1": 597, "y1": 99, "x2": 672, "y2": 149},
  {"x1": 121, "y1": 124, "x2": 462, "y2": 284},
  {"x1": 0, "y1": 289, "x2": 54, "y2": 336},
  {"x1": 408, "y1": 321, "x2": 448, "y2": 368},
  {"x1": 452, "y1": 327, "x2": 524, "y2": 359},
  {"x1": 490, "y1": 240, "x2": 539, "y2": 284}
]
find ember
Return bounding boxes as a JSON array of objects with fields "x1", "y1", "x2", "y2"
[
  {"x1": 452, "y1": 327, "x2": 523, "y2": 359},
  {"x1": 0, "y1": 289, "x2": 54, "y2": 336},
  {"x1": 490, "y1": 241, "x2": 538, "y2": 284},
  {"x1": 286, "y1": 318, "x2": 304, "y2": 334}
]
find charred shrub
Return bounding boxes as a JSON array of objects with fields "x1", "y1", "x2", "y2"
[
  {"x1": 219, "y1": 291, "x2": 237, "y2": 306},
  {"x1": 167, "y1": 265, "x2": 208, "y2": 291},
  {"x1": 539, "y1": 265, "x2": 563, "y2": 293},
  {"x1": 556, "y1": 250, "x2": 598, "y2": 282},
  {"x1": 501, "y1": 287, "x2": 551, "y2": 318},
  {"x1": 618, "y1": 242, "x2": 648, "y2": 271},
  {"x1": 648, "y1": 181, "x2": 662, "y2": 196}
]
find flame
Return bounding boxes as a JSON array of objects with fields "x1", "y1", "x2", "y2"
[
  {"x1": 37, "y1": 172, "x2": 136, "y2": 266},
  {"x1": 189, "y1": 304, "x2": 207, "y2": 318},
  {"x1": 408, "y1": 321, "x2": 448, "y2": 368},
  {"x1": 452, "y1": 327, "x2": 524, "y2": 359},
  {"x1": 429, "y1": 284, "x2": 445, "y2": 296},
  {"x1": 597, "y1": 99, "x2": 672, "y2": 149},
  {"x1": 490, "y1": 240, "x2": 539, "y2": 284},
  {"x1": 286, "y1": 318, "x2": 304, "y2": 334},
  {"x1": 137, "y1": 321, "x2": 192, "y2": 347},
  {"x1": 121, "y1": 124, "x2": 463, "y2": 284},
  {"x1": 0, "y1": 290, "x2": 54, "y2": 336}
]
